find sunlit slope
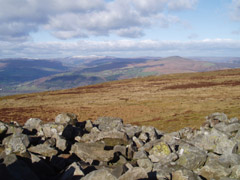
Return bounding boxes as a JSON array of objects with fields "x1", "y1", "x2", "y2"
[{"x1": 1, "y1": 68, "x2": 240, "y2": 132}]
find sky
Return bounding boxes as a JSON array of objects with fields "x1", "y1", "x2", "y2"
[{"x1": 0, "y1": 0, "x2": 240, "y2": 58}]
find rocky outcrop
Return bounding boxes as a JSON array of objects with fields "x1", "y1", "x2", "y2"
[{"x1": 0, "y1": 112, "x2": 240, "y2": 179}]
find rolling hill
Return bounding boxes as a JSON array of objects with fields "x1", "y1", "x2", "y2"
[
  {"x1": 1, "y1": 68, "x2": 240, "y2": 132},
  {"x1": 1, "y1": 56, "x2": 240, "y2": 96}
]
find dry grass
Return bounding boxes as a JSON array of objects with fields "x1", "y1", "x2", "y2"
[{"x1": 1, "y1": 68, "x2": 240, "y2": 132}]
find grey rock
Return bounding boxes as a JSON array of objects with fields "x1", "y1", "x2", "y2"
[
  {"x1": 191, "y1": 128, "x2": 238, "y2": 155},
  {"x1": 150, "y1": 152, "x2": 178, "y2": 164},
  {"x1": 133, "y1": 150, "x2": 148, "y2": 160},
  {"x1": 28, "y1": 143, "x2": 58, "y2": 157},
  {"x1": 113, "y1": 145, "x2": 126, "y2": 156},
  {"x1": 148, "y1": 142, "x2": 173, "y2": 163},
  {"x1": 122, "y1": 124, "x2": 142, "y2": 138},
  {"x1": 215, "y1": 122, "x2": 240, "y2": 134},
  {"x1": 54, "y1": 134, "x2": 67, "y2": 151},
  {"x1": 218, "y1": 154, "x2": 240, "y2": 167},
  {"x1": 176, "y1": 143, "x2": 207, "y2": 170},
  {"x1": 0, "y1": 121, "x2": 8, "y2": 135},
  {"x1": 85, "y1": 120, "x2": 93, "y2": 132},
  {"x1": 81, "y1": 169, "x2": 117, "y2": 180},
  {"x1": 94, "y1": 117, "x2": 123, "y2": 131},
  {"x1": 137, "y1": 158, "x2": 153, "y2": 173},
  {"x1": 60, "y1": 162, "x2": 84, "y2": 180},
  {"x1": 172, "y1": 169, "x2": 201, "y2": 180},
  {"x1": 24, "y1": 118, "x2": 42, "y2": 131},
  {"x1": 118, "y1": 167, "x2": 148, "y2": 180},
  {"x1": 231, "y1": 165, "x2": 240, "y2": 179},
  {"x1": 3, "y1": 133, "x2": 30, "y2": 155},
  {"x1": 6, "y1": 124, "x2": 23, "y2": 135},
  {"x1": 206, "y1": 112, "x2": 228, "y2": 127},
  {"x1": 70, "y1": 142, "x2": 114, "y2": 163},
  {"x1": 197, "y1": 153, "x2": 232, "y2": 180},
  {"x1": 111, "y1": 165, "x2": 127, "y2": 178},
  {"x1": 138, "y1": 132, "x2": 149, "y2": 142},
  {"x1": 141, "y1": 126, "x2": 158, "y2": 141},
  {"x1": 55, "y1": 113, "x2": 78, "y2": 125},
  {"x1": 81, "y1": 129, "x2": 128, "y2": 146},
  {"x1": 132, "y1": 136, "x2": 144, "y2": 148},
  {"x1": 42, "y1": 123, "x2": 65, "y2": 138},
  {"x1": 178, "y1": 127, "x2": 194, "y2": 139}
]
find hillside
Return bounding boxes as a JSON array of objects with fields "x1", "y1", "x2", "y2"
[
  {"x1": 1, "y1": 68, "x2": 240, "y2": 132},
  {"x1": 1, "y1": 56, "x2": 240, "y2": 96}
]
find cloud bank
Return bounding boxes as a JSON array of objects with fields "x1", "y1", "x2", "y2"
[
  {"x1": 1, "y1": 39, "x2": 239, "y2": 58},
  {"x1": 0, "y1": 0, "x2": 198, "y2": 41}
]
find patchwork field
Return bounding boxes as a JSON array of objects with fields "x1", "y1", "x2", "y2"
[{"x1": 0, "y1": 68, "x2": 240, "y2": 132}]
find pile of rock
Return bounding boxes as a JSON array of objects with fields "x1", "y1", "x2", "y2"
[{"x1": 0, "y1": 112, "x2": 240, "y2": 180}]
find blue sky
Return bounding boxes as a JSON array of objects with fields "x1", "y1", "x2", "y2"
[{"x1": 0, "y1": 0, "x2": 239, "y2": 58}]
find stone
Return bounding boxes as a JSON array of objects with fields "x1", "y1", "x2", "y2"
[
  {"x1": 113, "y1": 145, "x2": 126, "y2": 156},
  {"x1": 24, "y1": 118, "x2": 42, "y2": 131},
  {"x1": 178, "y1": 127, "x2": 194, "y2": 139},
  {"x1": 215, "y1": 122, "x2": 240, "y2": 134},
  {"x1": 80, "y1": 129, "x2": 128, "y2": 146},
  {"x1": 118, "y1": 167, "x2": 148, "y2": 180},
  {"x1": 55, "y1": 113, "x2": 78, "y2": 125},
  {"x1": 122, "y1": 124, "x2": 142, "y2": 138},
  {"x1": 191, "y1": 128, "x2": 238, "y2": 155},
  {"x1": 133, "y1": 150, "x2": 148, "y2": 160},
  {"x1": 70, "y1": 142, "x2": 114, "y2": 163},
  {"x1": 197, "y1": 153, "x2": 232, "y2": 180},
  {"x1": 54, "y1": 134, "x2": 67, "y2": 151},
  {"x1": 176, "y1": 143, "x2": 207, "y2": 170},
  {"x1": 0, "y1": 121, "x2": 8, "y2": 135},
  {"x1": 81, "y1": 169, "x2": 117, "y2": 180},
  {"x1": 138, "y1": 132, "x2": 149, "y2": 142},
  {"x1": 42, "y1": 123, "x2": 65, "y2": 138},
  {"x1": 60, "y1": 162, "x2": 84, "y2": 180},
  {"x1": 28, "y1": 144, "x2": 58, "y2": 157},
  {"x1": 206, "y1": 112, "x2": 228, "y2": 127},
  {"x1": 85, "y1": 120, "x2": 93, "y2": 132},
  {"x1": 132, "y1": 136, "x2": 144, "y2": 148},
  {"x1": 6, "y1": 124, "x2": 23, "y2": 135},
  {"x1": 231, "y1": 165, "x2": 240, "y2": 179},
  {"x1": 148, "y1": 142, "x2": 173, "y2": 163},
  {"x1": 94, "y1": 117, "x2": 123, "y2": 131},
  {"x1": 218, "y1": 154, "x2": 240, "y2": 167},
  {"x1": 137, "y1": 158, "x2": 153, "y2": 173},
  {"x1": 3, "y1": 133, "x2": 30, "y2": 155},
  {"x1": 172, "y1": 169, "x2": 201, "y2": 180},
  {"x1": 150, "y1": 152, "x2": 178, "y2": 164},
  {"x1": 111, "y1": 165, "x2": 127, "y2": 178},
  {"x1": 141, "y1": 126, "x2": 158, "y2": 141}
]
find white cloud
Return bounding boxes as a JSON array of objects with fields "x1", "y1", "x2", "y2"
[
  {"x1": 0, "y1": 0, "x2": 198, "y2": 41},
  {"x1": 1, "y1": 39, "x2": 239, "y2": 58}
]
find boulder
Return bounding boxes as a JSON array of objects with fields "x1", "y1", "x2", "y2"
[
  {"x1": 85, "y1": 120, "x2": 93, "y2": 132},
  {"x1": 137, "y1": 158, "x2": 153, "y2": 173},
  {"x1": 70, "y1": 142, "x2": 114, "y2": 163},
  {"x1": 197, "y1": 153, "x2": 232, "y2": 180},
  {"x1": 121, "y1": 124, "x2": 142, "y2": 138},
  {"x1": 60, "y1": 162, "x2": 84, "y2": 180},
  {"x1": 231, "y1": 165, "x2": 240, "y2": 179},
  {"x1": 24, "y1": 118, "x2": 42, "y2": 131},
  {"x1": 176, "y1": 143, "x2": 207, "y2": 170},
  {"x1": 118, "y1": 167, "x2": 148, "y2": 180},
  {"x1": 3, "y1": 133, "x2": 30, "y2": 155},
  {"x1": 172, "y1": 169, "x2": 201, "y2": 180},
  {"x1": 55, "y1": 113, "x2": 78, "y2": 125},
  {"x1": 0, "y1": 121, "x2": 8, "y2": 135},
  {"x1": 148, "y1": 142, "x2": 173, "y2": 163},
  {"x1": 133, "y1": 150, "x2": 148, "y2": 160},
  {"x1": 94, "y1": 117, "x2": 123, "y2": 131},
  {"x1": 42, "y1": 123, "x2": 65, "y2": 138},
  {"x1": 54, "y1": 134, "x2": 67, "y2": 151},
  {"x1": 141, "y1": 126, "x2": 158, "y2": 141},
  {"x1": 206, "y1": 112, "x2": 228, "y2": 127},
  {"x1": 81, "y1": 169, "x2": 117, "y2": 180},
  {"x1": 191, "y1": 128, "x2": 238, "y2": 155},
  {"x1": 132, "y1": 136, "x2": 144, "y2": 148},
  {"x1": 28, "y1": 144, "x2": 58, "y2": 157}
]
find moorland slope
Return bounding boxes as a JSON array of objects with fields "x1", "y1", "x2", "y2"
[{"x1": 0, "y1": 68, "x2": 240, "y2": 132}]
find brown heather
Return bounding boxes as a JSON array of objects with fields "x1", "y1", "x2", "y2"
[{"x1": 1, "y1": 68, "x2": 240, "y2": 132}]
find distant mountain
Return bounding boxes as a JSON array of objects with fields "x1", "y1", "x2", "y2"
[{"x1": 1, "y1": 56, "x2": 240, "y2": 96}]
